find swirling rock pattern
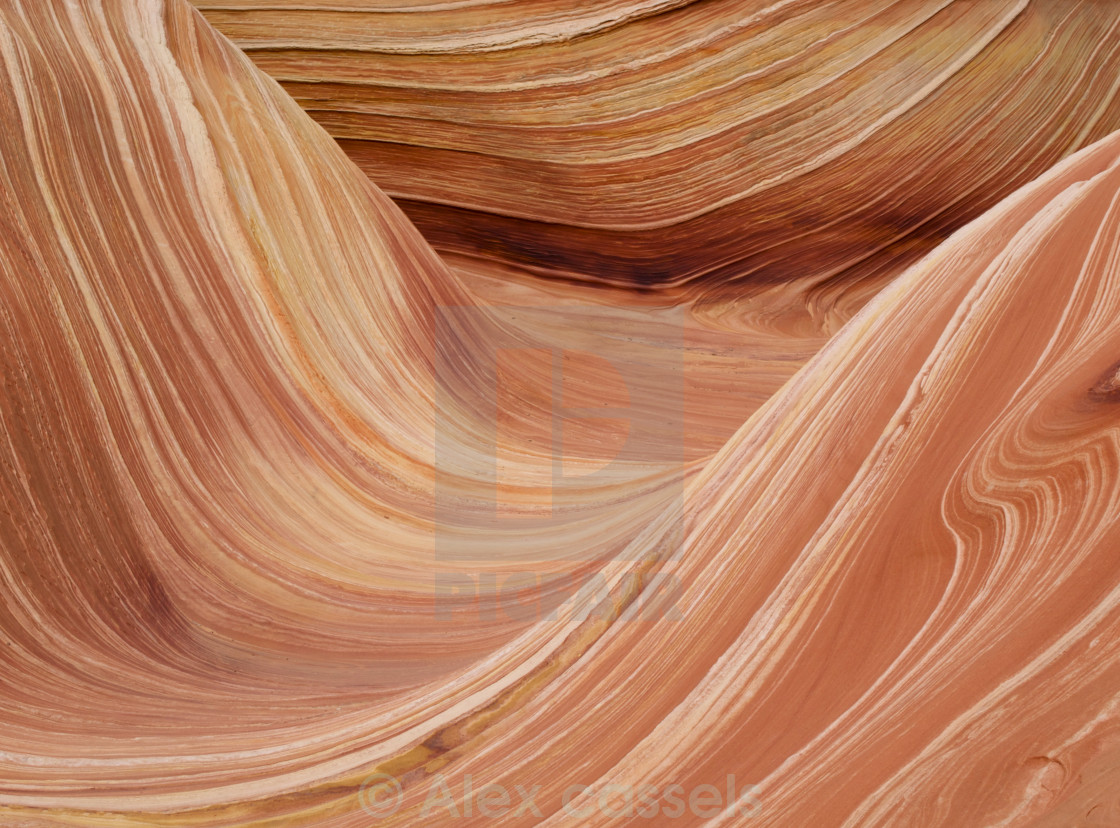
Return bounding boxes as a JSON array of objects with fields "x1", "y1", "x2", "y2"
[
  {"x1": 4, "y1": 0, "x2": 1120, "y2": 826},
  {"x1": 195, "y1": 0, "x2": 1120, "y2": 296}
]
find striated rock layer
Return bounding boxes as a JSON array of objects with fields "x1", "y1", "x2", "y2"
[
  {"x1": 194, "y1": 0, "x2": 1120, "y2": 296},
  {"x1": 3, "y1": 1, "x2": 1120, "y2": 827}
]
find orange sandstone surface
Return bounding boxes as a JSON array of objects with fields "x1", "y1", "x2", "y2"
[
  {"x1": 1, "y1": 1, "x2": 1120, "y2": 826},
  {"x1": 196, "y1": 0, "x2": 1120, "y2": 295}
]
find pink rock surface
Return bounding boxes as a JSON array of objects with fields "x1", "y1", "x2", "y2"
[{"x1": 2, "y1": 1, "x2": 1120, "y2": 826}]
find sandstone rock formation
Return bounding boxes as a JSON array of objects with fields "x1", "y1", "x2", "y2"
[
  {"x1": 198, "y1": 0, "x2": 1120, "y2": 297},
  {"x1": 2, "y1": 1, "x2": 1120, "y2": 826}
]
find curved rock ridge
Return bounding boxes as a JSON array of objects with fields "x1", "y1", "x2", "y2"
[
  {"x1": 194, "y1": 0, "x2": 1120, "y2": 293},
  {"x1": 4, "y1": 0, "x2": 1120, "y2": 827},
  {"x1": 0, "y1": 0, "x2": 687, "y2": 813}
]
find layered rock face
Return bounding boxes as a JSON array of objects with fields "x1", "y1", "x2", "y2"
[
  {"x1": 196, "y1": 0, "x2": 1120, "y2": 296},
  {"x1": 2, "y1": 1, "x2": 1120, "y2": 826}
]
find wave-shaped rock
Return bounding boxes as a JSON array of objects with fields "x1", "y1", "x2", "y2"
[
  {"x1": 4, "y1": 1, "x2": 1120, "y2": 826},
  {"x1": 197, "y1": 0, "x2": 1120, "y2": 293}
]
